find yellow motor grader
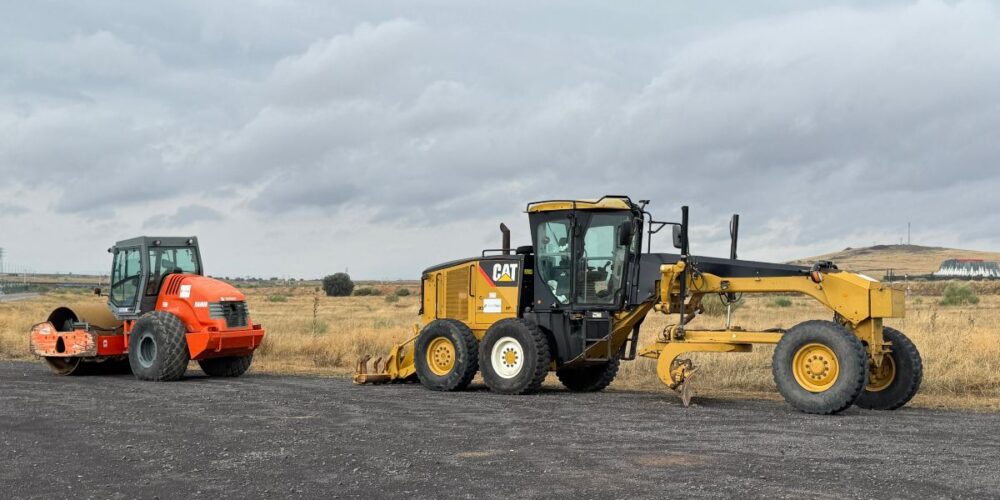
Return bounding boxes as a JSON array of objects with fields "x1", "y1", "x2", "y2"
[{"x1": 355, "y1": 196, "x2": 921, "y2": 414}]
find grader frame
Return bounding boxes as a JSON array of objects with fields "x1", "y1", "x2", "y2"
[{"x1": 355, "y1": 196, "x2": 917, "y2": 414}]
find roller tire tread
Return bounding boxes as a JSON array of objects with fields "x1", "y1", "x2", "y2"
[{"x1": 128, "y1": 311, "x2": 190, "y2": 382}]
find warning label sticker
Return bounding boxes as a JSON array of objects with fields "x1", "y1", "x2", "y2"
[{"x1": 483, "y1": 298, "x2": 502, "y2": 313}]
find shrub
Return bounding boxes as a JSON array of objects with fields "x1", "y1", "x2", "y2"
[
  {"x1": 769, "y1": 297, "x2": 793, "y2": 308},
  {"x1": 353, "y1": 287, "x2": 382, "y2": 296},
  {"x1": 699, "y1": 295, "x2": 743, "y2": 316},
  {"x1": 323, "y1": 273, "x2": 354, "y2": 297},
  {"x1": 394, "y1": 287, "x2": 411, "y2": 297},
  {"x1": 267, "y1": 295, "x2": 288, "y2": 303},
  {"x1": 384, "y1": 294, "x2": 399, "y2": 303},
  {"x1": 940, "y1": 282, "x2": 979, "y2": 306}
]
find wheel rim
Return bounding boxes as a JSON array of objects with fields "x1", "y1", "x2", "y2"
[
  {"x1": 137, "y1": 334, "x2": 157, "y2": 368},
  {"x1": 792, "y1": 343, "x2": 840, "y2": 393},
  {"x1": 426, "y1": 337, "x2": 456, "y2": 376},
  {"x1": 867, "y1": 354, "x2": 896, "y2": 392},
  {"x1": 491, "y1": 336, "x2": 524, "y2": 379}
]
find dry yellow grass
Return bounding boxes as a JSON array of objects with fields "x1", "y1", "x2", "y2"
[{"x1": 3, "y1": 284, "x2": 1000, "y2": 410}]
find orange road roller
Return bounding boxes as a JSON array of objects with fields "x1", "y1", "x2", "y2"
[{"x1": 30, "y1": 236, "x2": 265, "y2": 380}]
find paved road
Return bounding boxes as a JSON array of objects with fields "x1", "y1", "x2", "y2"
[
  {"x1": 1, "y1": 360, "x2": 998, "y2": 499},
  {"x1": 0, "y1": 292, "x2": 39, "y2": 303}
]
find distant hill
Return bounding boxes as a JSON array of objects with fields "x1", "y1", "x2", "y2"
[{"x1": 791, "y1": 244, "x2": 1000, "y2": 277}]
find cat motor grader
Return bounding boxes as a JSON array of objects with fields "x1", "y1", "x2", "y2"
[
  {"x1": 355, "y1": 196, "x2": 921, "y2": 414},
  {"x1": 29, "y1": 236, "x2": 265, "y2": 380}
]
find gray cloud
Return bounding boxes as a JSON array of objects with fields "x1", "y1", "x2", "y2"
[
  {"x1": 1, "y1": 0, "x2": 999, "y2": 278},
  {"x1": 143, "y1": 205, "x2": 223, "y2": 229},
  {"x1": 0, "y1": 202, "x2": 29, "y2": 216}
]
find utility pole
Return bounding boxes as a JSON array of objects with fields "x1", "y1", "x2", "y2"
[{"x1": 907, "y1": 222, "x2": 911, "y2": 246}]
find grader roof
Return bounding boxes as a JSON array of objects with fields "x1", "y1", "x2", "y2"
[{"x1": 526, "y1": 196, "x2": 633, "y2": 213}]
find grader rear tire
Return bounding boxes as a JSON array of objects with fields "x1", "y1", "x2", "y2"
[
  {"x1": 128, "y1": 311, "x2": 190, "y2": 382},
  {"x1": 854, "y1": 327, "x2": 922, "y2": 410},
  {"x1": 413, "y1": 319, "x2": 479, "y2": 391},
  {"x1": 479, "y1": 318, "x2": 550, "y2": 395},
  {"x1": 199, "y1": 354, "x2": 254, "y2": 377},
  {"x1": 772, "y1": 320, "x2": 868, "y2": 415},
  {"x1": 556, "y1": 358, "x2": 621, "y2": 392}
]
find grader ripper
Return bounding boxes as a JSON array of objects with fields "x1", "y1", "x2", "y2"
[{"x1": 355, "y1": 196, "x2": 922, "y2": 414}]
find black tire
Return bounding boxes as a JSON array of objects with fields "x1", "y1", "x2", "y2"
[
  {"x1": 479, "y1": 318, "x2": 550, "y2": 395},
  {"x1": 855, "y1": 327, "x2": 922, "y2": 410},
  {"x1": 199, "y1": 354, "x2": 254, "y2": 377},
  {"x1": 556, "y1": 358, "x2": 621, "y2": 392},
  {"x1": 128, "y1": 311, "x2": 190, "y2": 381},
  {"x1": 772, "y1": 320, "x2": 868, "y2": 415},
  {"x1": 413, "y1": 319, "x2": 479, "y2": 391}
]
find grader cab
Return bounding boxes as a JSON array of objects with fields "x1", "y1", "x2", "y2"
[
  {"x1": 356, "y1": 196, "x2": 921, "y2": 414},
  {"x1": 30, "y1": 236, "x2": 265, "y2": 381}
]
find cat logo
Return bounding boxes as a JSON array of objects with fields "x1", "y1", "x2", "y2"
[{"x1": 479, "y1": 260, "x2": 520, "y2": 287}]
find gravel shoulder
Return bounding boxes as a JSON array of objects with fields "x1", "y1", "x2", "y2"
[{"x1": 1, "y1": 360, "x2": 998, "y2": 499}]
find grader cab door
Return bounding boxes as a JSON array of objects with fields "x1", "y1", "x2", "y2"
[{"x1": 527, "y1": 209, "x2": 636, "y2": 362}]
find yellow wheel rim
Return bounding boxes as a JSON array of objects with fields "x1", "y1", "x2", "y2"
[
  {"x1": 792, "y1": 343, "x2": 840, "y2": 393},
  {"x1": 867, "y1": 354, "x2": 896, "y2": 392},
  {"x1": 426, "y1": 337, "x2": 456, "y2": 376}
]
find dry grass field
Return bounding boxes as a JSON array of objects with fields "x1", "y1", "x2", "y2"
[{"x1": 2, "y1": 281, "x2": 999, "y2": 410}]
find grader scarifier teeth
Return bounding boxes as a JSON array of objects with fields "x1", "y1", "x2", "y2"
[
  {"x1": 670, "y1": 359, "x2": 698, "y2": 407},
  {"x1": 353, "y1": 355, "x2": 392, "y2": 384}
]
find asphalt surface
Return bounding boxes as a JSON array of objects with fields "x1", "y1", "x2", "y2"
[
  {"x1": 0, "y1": 293, "x2": 40, "y2": 303},
  {"x1": 1, "y1": 360, "x2": 998, "y2": 499}
]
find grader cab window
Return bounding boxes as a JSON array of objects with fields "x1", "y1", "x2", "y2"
[
  {"x1": 110, "y1": 248, "x2": 142, "y2": 307},
  {"x1": 536, "y1": 220, "x2": 571, "y2": 303},
  {"x1": 576, "y1": 213, "x2": 630, "y2": 304}
]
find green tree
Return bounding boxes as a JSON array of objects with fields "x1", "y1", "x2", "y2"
[{"x1": 323, "y1": 273, "x2": 354, "y2": 297}]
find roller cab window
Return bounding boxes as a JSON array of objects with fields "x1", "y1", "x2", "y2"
[
  {"x1": 145, "y1": 247, "x2": 201, "y2": 295},
  {"x1": 110, "y1": 247, "x2": 142, "y2": 308}
]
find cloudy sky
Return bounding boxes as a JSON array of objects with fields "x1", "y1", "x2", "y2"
[{"x1": 2, "y1": 0, "x2": 999, "y2": 279}]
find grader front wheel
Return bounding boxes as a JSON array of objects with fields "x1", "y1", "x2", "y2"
[
  {"x1": 855, "y1": 327, "x2": 923, "y2": 410},
  {"x1": 772, "y1": 320, "x2": 868, "y2": 415}
]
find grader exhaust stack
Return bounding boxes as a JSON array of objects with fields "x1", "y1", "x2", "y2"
[{"x1": 354, "y1": 196, "x2": 919, "y2": 415}]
